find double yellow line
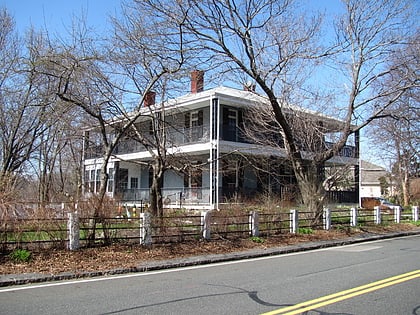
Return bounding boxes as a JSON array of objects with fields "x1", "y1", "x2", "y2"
[{"x1": 261, "y1": 269, "x2": 420, "y2": 315}]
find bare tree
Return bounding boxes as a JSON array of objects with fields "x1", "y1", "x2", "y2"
[
  {"x1": 369, "y1": 33, "x2": 420, "y2": 205},
  {"x1": 108, "y1": 1, "x2": 192, "y2": 217},
  {"x1": 138, "y1": 0, "x2": 417, "y2": 220},
  {"x1": 0, "y1": 10, "x2": 52, "y2": 199},
  {"x1": 36, "y1": 2, "x2": 188, "y2": 223},
  {"x1": 32, "y1": 104, "x2": 85, "y2": 205}
]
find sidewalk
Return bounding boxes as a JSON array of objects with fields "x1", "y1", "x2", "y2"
[{"x1": 1, "y1": 229, "x2": 420, "y2": 287}]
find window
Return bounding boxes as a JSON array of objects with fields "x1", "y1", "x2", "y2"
[
  {"x1": 84, "y1": 170, "x2": 91, "y2": 192},
  {"x1": 185, "y1": 110, "x2": 203, "y2": 142},
  {"x1": 149, "y1": 112, "x2": 163, "y2": 135},
  {"x1": 95, "y1": 169, "x2": 101, "y2": 192},
  {"x1": 184, "y1": 162, "x2": 202, "y2": 199},
  {"x1": 90, "y1": 170, "x2": 95, "y2": 192},
  {"x1": 117, "y1": 168, "x2": 128, "y2": 191},
  {"x1": 223, "y1": 107, "x2": 239, "y2": 141},
  {"x1": 130, "y1": 177, "x2": 139, "y2": 189},
  {"x1": 227, "y1": 109, "x2": 238, "y2": 128},
  {"x1": 107, "y1": 168, "x2": 114, "y2": 193}
]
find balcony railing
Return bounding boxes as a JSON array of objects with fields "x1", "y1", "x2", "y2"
[
  {"x1": 84, "y1": 125, "x2": 211, "y2": 159},
  {"x1": 84, "y1": 145, "x2": 103, "y2": 159},
  {"x1": 325, "y1": 142, "x2": 357, "y2": 158},
  {"x1": 84, "y1": 127, "x2": 356, "y2": 160},
  {"x1": 114, "y1": 125, "x2": 211, "y2": 155}
]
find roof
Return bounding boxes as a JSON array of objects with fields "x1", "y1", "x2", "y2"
[
  {"x1": 361, "y1": 160, "x2": 388, "y2": 185},
  {"x1": 87, "y1": 85, "x2": 354, "y2": 131},
  {"x1": 147, "y1": 86, "x2": 350, "y2": 128}
]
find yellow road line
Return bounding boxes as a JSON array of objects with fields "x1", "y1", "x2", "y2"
[{"x1": 261, "y1": 269, "x2": 420, "y2": 315}]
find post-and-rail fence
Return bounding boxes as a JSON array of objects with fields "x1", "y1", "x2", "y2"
[{"x1": 1, "y1": 204, "x2": 418, "y2": 251}]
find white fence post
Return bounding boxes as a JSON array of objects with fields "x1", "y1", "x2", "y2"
[
  {"x1": 249, "y1": 211, "x2": 259, "y2": 237},
  {"x1": 393, "y1": 206, "x2": 401, "y2": 223},
  {"x1": 201, "y1": 211, "x2": 211, "y2": 240},
  {"x1": 350, "y1": 207, "x2": 358, "y2": 227},
  {"x1": 374, "y1": 206, "x2": 381, "y2": 225},
  {"x1": 140, "y1": 212, "x2": 152, "y2": 246},
  {"x1": 323, "y1": 208, "x2": 331, "y2": 230},
  {"x1": 67, "y1": 211, "x2": 80, "y2": 250},
  {"x1": 290, "y1": 209, "x2": 298, "y2": 234},
  {"x1": 413, "y1": 206, "x2": 419, "y2": 222}
]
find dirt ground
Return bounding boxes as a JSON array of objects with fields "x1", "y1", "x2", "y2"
[{"x1": 1, "y1": 224, "x2": 418, "y2": 276}]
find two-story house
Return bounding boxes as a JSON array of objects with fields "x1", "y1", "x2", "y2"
[{"x1": 83, "y1": 70, "x2": 360, "y2": 210}]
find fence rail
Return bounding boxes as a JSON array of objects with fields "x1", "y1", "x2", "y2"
[{"x1": 1, "y1": 206, "x2": 418, "y2": 251}]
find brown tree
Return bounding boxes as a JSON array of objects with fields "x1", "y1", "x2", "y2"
[
  {"x1": 369, "y1": 33, "x2": 420, "y2": 206},
  {"x1": 137, "y1": 0, "x2": 417, "y2": 220},
  {"x1": 0, "y1": 10, "x2": 52, "y2": 200},
  {"x1": 36, "y1": 3, "x2": 188, "y2": 222}
]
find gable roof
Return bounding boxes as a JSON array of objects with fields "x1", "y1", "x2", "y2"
[{"x1": 361, "y1": 160, "x2": 388, "y2": 185}]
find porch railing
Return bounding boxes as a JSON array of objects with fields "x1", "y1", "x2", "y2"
[{"x1": 117, "y1": 187, "x2": 211, "y2": 206}]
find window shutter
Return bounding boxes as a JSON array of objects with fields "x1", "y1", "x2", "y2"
[{"x1": 198, "y1": 110, "x2": 203, "y2": 126}]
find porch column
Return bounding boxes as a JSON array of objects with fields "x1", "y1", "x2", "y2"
[{"x1": 210, "y1": 97, "x2": 220, "y2": 210}]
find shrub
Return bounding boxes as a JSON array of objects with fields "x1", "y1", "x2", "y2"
[
  {"x1": 250, "y1": 236, "x2": 264, "y2": 243},
  {"x1": 9, "y1": 249, "x2": 32, "y2": 263},
  {"x1": 298, "y1": 227, "x2": 313, "y2": 234}
]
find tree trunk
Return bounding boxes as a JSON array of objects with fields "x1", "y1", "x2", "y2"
[
  {"x1": 402, "y1": 169, "x2": 410, "y2": 207},
  {"x1": 87, "y1": 155, "x2": 110, "y2": 246},
  {"x1": 149, "y1": 168, "x2": 164, "y2": 218},
  {"x1": 294, "y1": 162, "x2": 326, "y2": 225}
]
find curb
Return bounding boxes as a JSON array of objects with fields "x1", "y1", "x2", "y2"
[{"x1": 1, "y1": 230, "x2": 420, "y2": 287}]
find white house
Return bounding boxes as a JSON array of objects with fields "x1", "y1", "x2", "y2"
[
  {"x1": 83, "y1": 71, "x2": 360, "y2": 210},
  {"x1": 360, "y1": 160, "x2": 388, "y2": 198}
]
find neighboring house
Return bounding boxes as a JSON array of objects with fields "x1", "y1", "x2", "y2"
[
  {"x1": 360, "y1": 160, "x2": 389, "y2": 198},
  {"x1": 83, "y1": 71, "x2": 360, "y2": 210}
]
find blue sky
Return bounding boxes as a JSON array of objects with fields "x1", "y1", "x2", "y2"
[
  {"x1": 0, "y1": 0, "x2": 393, "y2": 167},
  {"x1": 1, "y1": 0, "x2": 345, "y2": 35},
  {"x1": 0, "y1": 0, "x2": 120, "y2": 35}
]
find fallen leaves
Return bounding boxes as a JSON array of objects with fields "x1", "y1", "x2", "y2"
[{"x1": 1, "y1": 224, "x2": 418, "y2": 276}]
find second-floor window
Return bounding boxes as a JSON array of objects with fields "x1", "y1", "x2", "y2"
[
  {"x1": 185, "y1": 110, "x2": 203, "y2": 142},
  {"x1": 223, "y1": 107, "x2": 239, "y2": 142}
]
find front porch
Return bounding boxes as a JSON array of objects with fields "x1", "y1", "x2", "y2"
[{"x1": 115, "y1": 187, "x2": 212, "y2": 210}]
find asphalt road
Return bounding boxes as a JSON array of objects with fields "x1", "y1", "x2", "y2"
[{"x1": 1, "y1": 235, "x2": 419, "y2": 315}]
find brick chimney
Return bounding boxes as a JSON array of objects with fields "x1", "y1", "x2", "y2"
[
  {"x1": 144, "y1": 91, "x2": 156, "y2": 107},
  {"x1": 191, "y1": 70, "x2": 204, "y2": 93}
]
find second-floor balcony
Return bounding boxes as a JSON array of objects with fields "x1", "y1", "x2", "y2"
[
  {"x1": 325, "y1": 142, "x2": 357, "y2": 158},
  {"x1": 114, "y1": 125, "x2": 211, "y2": 156},
  {"x1": 84, "y1": 125, "x2": 357, "y2": 160}
]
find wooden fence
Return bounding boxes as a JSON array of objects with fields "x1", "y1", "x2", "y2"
[{"x1": 1, "y1": 206, "x2": 418, "y2": 251}]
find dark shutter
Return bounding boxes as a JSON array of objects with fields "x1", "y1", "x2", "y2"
[{"x1": 198, "y1": 110, "x2": 203, "y2": 126}]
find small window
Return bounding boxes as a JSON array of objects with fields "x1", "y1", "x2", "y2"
[
  {"x1": 130, "y1": 177, "x2": 139, "y2": 189},
  {"x1": 90, "y1": 169, "x2": 95, "y2": 192},
  {"x1": 107, "y1": 168, "x2": 114, "y2": 193},
  {"x1": 95, "y1": 169, "x2": 101, "y2": 192},
  {"x1": 118, "y1": 168, "x2": 129, "y2": 191}
]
